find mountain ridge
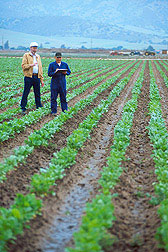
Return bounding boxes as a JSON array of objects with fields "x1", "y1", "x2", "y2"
[{"x1": 0, "y1": 0, "x2": 168, "y2": 49}]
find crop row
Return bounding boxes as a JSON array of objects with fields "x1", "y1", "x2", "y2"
[
  {"x1": 0, "y1": 62, "x2": 120, "y2": 122},
  {"x1": 147, "y1": 62, "x2": 168, "y2": 251},
  {"x1": 0, "y1": 63, "x2": 117, "y2": 102},
  {"x1": 0, "y1": 57, "x2": 122, "y2": 88},
  {"x1": 0, "y1": 61, "x2": 140, "y2": 182},
  {"x1": 0, "y1": 61, "x2": 141, "y2": 251},
  {"x1": 0, "y1": 61, "x2": 135, "y2": 142},
  {"x1": 154, "y1": 61, "x2": 168, "y2": 88},
  {"x1": 66, "y1": 62, "x2": 146, "y2": 251},
  {"x1": 0, "y1": 60, "x2": 126, "y2": 112},
  {"x1": 0, "y1": 62, "x2": 114, "y2": 109},
  {"x1": 0, "y1": 65, "x2": 98, "y2": 92}
]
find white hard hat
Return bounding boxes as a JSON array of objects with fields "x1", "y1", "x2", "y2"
[{"x1": 30, "y1": 42, "x2": 38, "y2": 47}]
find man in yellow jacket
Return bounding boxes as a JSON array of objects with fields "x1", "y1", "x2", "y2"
[{"x1": 20, "y1": 42, "x2": 44, "y2": 113}]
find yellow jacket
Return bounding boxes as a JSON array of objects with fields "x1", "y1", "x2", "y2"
[{"x1": 21, "y1": 52, "x2": 44, "y2": 82}]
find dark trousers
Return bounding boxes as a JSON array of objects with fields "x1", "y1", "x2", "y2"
[
  {"x1": 51, "y1": 85, "x2": 67, "y2": 113},
  {"x1": 20, "y1": 76, "x2": 42, "y2": 110}
]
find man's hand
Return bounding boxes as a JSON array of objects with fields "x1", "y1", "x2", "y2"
[
  {"x1": 41, "y1": 80, "x2": 44, "y2": 87},
  {"x1": 30, "y1": 62, "x2": 38, "y2": 67}
]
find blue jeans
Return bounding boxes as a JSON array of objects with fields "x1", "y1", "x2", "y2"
[
  {"x1": 20, "y1": 76, "x2": 42, "y2": 110},
  {"x1": 51, "y1": 85, "x2": 67, "y2": 113}
]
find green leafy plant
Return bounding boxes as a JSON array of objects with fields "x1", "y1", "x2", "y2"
[{"x1": 0, "y1": 193, "x2": 42, "y2": 252}]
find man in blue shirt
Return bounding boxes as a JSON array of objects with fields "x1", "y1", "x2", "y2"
[{"x1": 48, "y1": 52, "x2": 71, "y2": 114}]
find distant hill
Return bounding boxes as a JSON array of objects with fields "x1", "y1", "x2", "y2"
[{"x1": 0, "y1": 0, "x2": 168, "y2": 49}]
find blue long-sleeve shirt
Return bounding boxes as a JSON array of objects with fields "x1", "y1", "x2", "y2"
[{"x1": 48, "y1": 61, "x2": 71, "y2": 88}]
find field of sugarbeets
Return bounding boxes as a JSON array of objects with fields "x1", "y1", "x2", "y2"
[{"x1": 0, "y1": 57, "x2": 168, "y2": 252}]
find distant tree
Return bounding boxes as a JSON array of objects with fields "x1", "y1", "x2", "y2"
[
  {"x1": 17, "y1": 45, "x2": 27, "y2": 50},
  {"x1": 4, "y1": 40, "x2": 9, "y2": 50},
  {"x1": 81, "y1": 45, "x2": 87, "y2": 49},
  {"x1": 112, "y1": 46, "x2": 123, "y2": 50},
  {"x1": 39, "y1": 43, "x2": 43, "y2": 48},
  {"x1": 147, "y1": 45, "x2": 155, "y2": 51},
  {"x1": 61, "y1": 44, "x2": 66, "y2": 49},
  {"x1": 117, "y1": 46, "x2": 123, "y2": 50},
  {"x1": 161, "y1": 40, "x2": 168, "y2": 45}
]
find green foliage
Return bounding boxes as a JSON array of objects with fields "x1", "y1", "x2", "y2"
[
  {"x1": 0, "y1": 145, "x2": 34, "y2": 181},
  {"x1": 156, "y1": 199, "x2": 168, "y2": 251},
  {"x1": 0, "y1": 193, "x2": 42, "y2": 252}
]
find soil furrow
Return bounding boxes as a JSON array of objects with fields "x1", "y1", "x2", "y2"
[{"x1": 108, "y1": 62, "x2": 165, "y2": 252}]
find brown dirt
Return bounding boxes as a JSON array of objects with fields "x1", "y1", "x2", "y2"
[{"x1": 68, "y1": 62, "x2": 127, "y2": 92}]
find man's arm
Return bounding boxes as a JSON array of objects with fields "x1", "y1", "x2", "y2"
[
  {"x1": 21, "y1": 54, "x2": 31, "y2": 70},
  {"x1": 22, "y1": 53, "x2": 37, "y2": 70},
  {"x1": 48, "y1": 63, "x2": 57, "y2": 77},
  {"x1": 65, "y1": 64, "x2": 71, "y2": 76},
  {"x1": 38, "y1": 56, "x2": 44, "y2": 87}
]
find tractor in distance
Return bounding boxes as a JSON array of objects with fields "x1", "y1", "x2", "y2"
[{"x1": 144, "y1": 51, "x2": 155, "y2": 56}]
